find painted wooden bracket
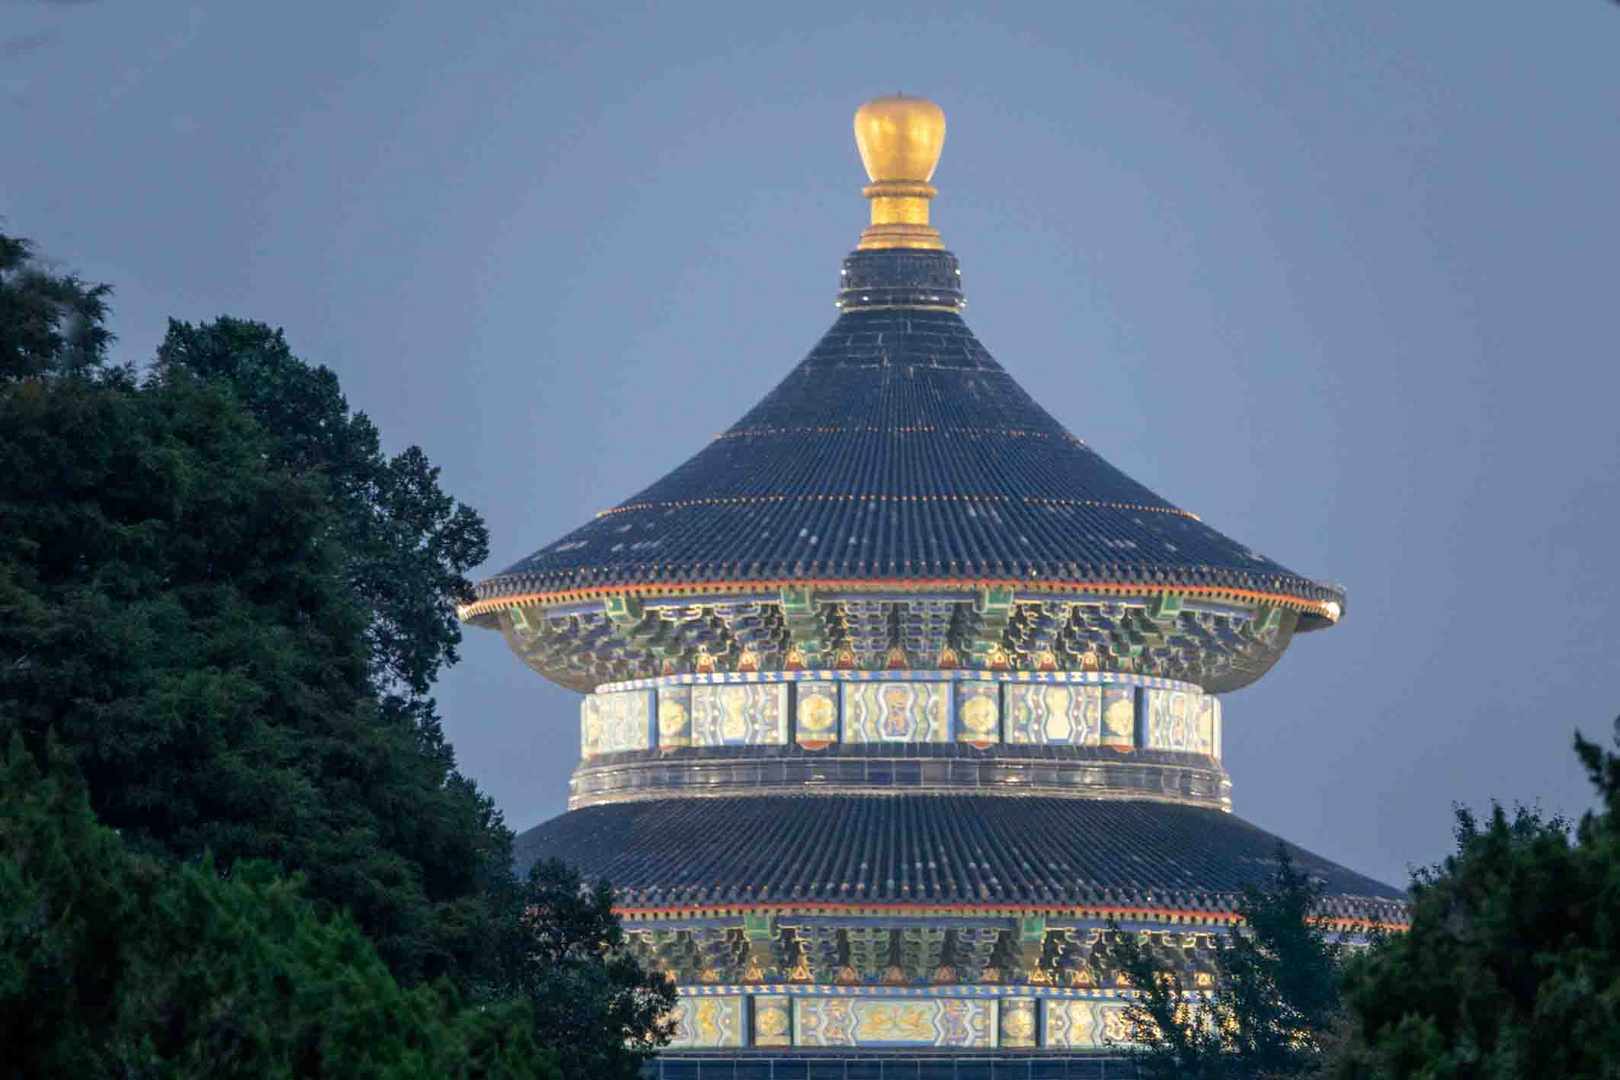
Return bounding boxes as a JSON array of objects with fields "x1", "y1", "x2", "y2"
[
  {"x1": 1017, "y1": 914, "x2": 1049, "y2": 976},
  {"x1": 779, "y1": 585, "x2": 826, "y2": 666},
  {"x1": 603, "y1": 595, "x2": 679, "y2": 663},
  {"x1": 1146, "y1": 591, "x2": 1184, "y2": 625},
  {"x1": 968, "y1": 585, "x2": 1016, "y2": 667},
  {"x1": 743, "y1": 912, "x2": 775, "y2": 978}
]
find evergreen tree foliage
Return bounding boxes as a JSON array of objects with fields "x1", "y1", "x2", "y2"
[
  {"x1": 0, "y1": 338, "x2": 504, "y2": 985},
  {"x1": 0, "y1": 239, "x2": 509, "y2": 986},
  {"x1": 1106, "y1": 849, "x2": 1351, "y2": 1080},
  {"x1": 0, "y1": 232, "x2": 111, "y2": 377},
  {"x1": 1333, "y1": 722, "x2": 1620, "y2": 1078},
  {"x1": 0, "y1": 230, "x2": 674, "y2": 1076},
  {"x1": 505, "y1": 860, "x2": 678, "y2": 1080},
  {"x1": 1108, "y1": 722, "x2": 1620, "y2": 1079},
  {"x1": 153, "y1": 317, "x2": 489, "y2": 706},
  {"x1": 0, "y1": 739, "x2": 557, "y2": 1079}
]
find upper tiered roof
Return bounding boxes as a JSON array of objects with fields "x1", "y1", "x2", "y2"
[{"x1": 469, "y1": 97, "x2": 1342, "y2": 627}]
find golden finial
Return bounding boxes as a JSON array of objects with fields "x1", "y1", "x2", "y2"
[{"x1": 852, "y1": 93, "x2": 946, "y2": 251}]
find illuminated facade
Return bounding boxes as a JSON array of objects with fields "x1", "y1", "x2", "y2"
[{"x1": 463, "y1": 96, "x2": 1402, "y2": 1073}]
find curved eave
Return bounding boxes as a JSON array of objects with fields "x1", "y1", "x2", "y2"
[
  {"x1": 459, "y1": 574, "x2": 1345, "y2": 630},
  {"x1": 609, "y1": 899, "x2": 1407, "y2": 935},
  {"x1": 513, "y1": 795, "x2": 1404, "y2": 926}
]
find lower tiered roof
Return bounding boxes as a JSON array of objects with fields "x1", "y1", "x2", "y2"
[{"x1": 514, "y1": 794, "x2": 1405, "y2": 924}]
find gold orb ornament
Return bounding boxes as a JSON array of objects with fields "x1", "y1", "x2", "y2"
[{"x1": 853, "y1": 94, "x2": 947, "y2": 250}]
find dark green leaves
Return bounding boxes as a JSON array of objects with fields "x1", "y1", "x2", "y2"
[
  {"x1": 1107, "y1": 722, "x2": 1620, "y2": 1078},
  {"x1": 504, "y1": 860, "x2": 678, "y2": 1080},
  {"x1": 1106, "y1": 848, "x2": 1350, "y2": 1080},
  {"x1": 0, "y1": 739, "x2": 559, "y2": 1079},
  {"x1": 1335, "y1": 722, "x2": 1620, "y2": 1078},
  {"x1": 154, "y1": 316, "x2": 490, "y2": 700},
  {"x1": 0, "y1": 230, "x2": 672, "y2": 1075},
  {"x1": 0, "y1": 234, "x2": 112, "y2": 378}
]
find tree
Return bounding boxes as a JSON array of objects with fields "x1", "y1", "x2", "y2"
[
  {"x1": 152, "y1": 316, "x2": 512, "y2": 985},
  {"x1": 0, "y1": 738, "x2": 558, "y2": 1079},
  {"x1": 1106, "y1": 848, "x2": 1351, "y2": 1080},
  {"x1": 505, "y1": 860, "x2": 678, "y2": 1080},
  {"x1": 1332, "y1": 722, "x2": 1620, "y2": 1078},
  {"x1": 153, "y1": 317, "x2": 489, "y2": 707},
  {"x1": 0, "y1": 229, "x2": 674, "y2": 1073},
  {"x1": 0, "y1": 232, "x2": 111, "y2": 378},
  {"x1": 0, "y1": 350, "x2": 499, "y2": 985},
  {"x1": 0, "y1": 243, "x2": 509, "y2": 987}
]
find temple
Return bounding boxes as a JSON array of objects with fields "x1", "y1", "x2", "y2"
[{"x1": 462, "y1": 95, "x2": 1403, "y2": 1074}]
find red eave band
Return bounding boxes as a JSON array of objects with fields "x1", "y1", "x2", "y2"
[{"x1": 459, "y1": 575, "x2": 1340, "y2": 623}]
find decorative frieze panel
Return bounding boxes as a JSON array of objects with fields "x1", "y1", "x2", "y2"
[
  {"x1": 666, "y1": 994, "x2": 745, "y2": 1049},
  {"x1": 1005, "y1": 684, "x2": 1100, "y2": 746},
  {"x1": 842, "y1": 681, "x2": 950, "y2": 743},
  {"x1": 1201, "y1": 694, "x2": 1223, "y2": 759},
  {"x1": 751, "y1": 995, "x2": 793, "y2": 1048},
  {"x1": 794, "y1": 681, "x2": 839, "y2": 748},
  {"x1": 626, "y1": 908, "x2": 1373, "y2": 1049},
  {"x1": 580, "y1": 689, "x2": 653, "y2": 758},
  {"x1": 577, "y1": 672, "x2": 1222, "y2": 775},
  {"x1": 954, "y1": 681, "x2": 1000, "y2": 746},
  {"x1": 999, "y1": 997, "x2": 1038, "y2": 1048},
  {"x1": 691, "y1": 683, "x2": 789, "y2": 746},
  {"x1": 657, "y1": 686, "x2": 692, "y2": 749},
  {"x1": 794, "y1": 996, "x2": 994, "y2": 1048},
  {"x1": 655, "y1": 986, "x2": 1180, "y2": 1050},
  {"x1": 1043, "y1": 998, "x2": 1134, "y2": 1050},
  {"x1": 1144, "y1": 687, "x2": 1216, "y2": 756},
  {"x1": 651, "y1": 984, "x2": 1217, "y2": 1051},
  {"x1": 1100, "y1": 686, "x2": 1136, "y2": 749}
]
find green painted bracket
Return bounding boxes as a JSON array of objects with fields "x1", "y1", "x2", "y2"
[
  {"x1": 1017, "y1": 915, "x2": 1048, "y2": 972},
  {"x1": 779, "y1": 586, "x2": 825, "y2": 663},
  {"x1": 603, "y1": 594, "x2": 644, "y2": 628},
  {"x1": 1248, "y1": 604, "x2": 1281, "y2": 636},
  {"x1": 968, "y1": 586, "x2": 1016, "y2": 666},
  {"x1": 1146, "y1": 592, "x2": 1184, "y2": 624},
  {"x1": 604, "y1": 595, "x2": 681, "y2": 662}
]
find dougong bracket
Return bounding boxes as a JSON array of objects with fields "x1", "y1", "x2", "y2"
[
  {"x1": 967, "y1": 586, "x2": 1016, "y2": 668},
  {"x1": 780, "y1": 586, "x2": 826, "y2": 667}
]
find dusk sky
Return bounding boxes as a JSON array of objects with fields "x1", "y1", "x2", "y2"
[{"x1": 6, "y1": 1, "x2": 1618, "y2": 888}]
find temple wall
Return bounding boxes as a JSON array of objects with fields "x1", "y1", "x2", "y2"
[
  {"x1": 661, "y1": 987, "x2": 1138, "y2": 1051},
  {"x1": 578, "y1": 688, "x2": 654, "y2": 757},
  {"x1": 578, "y1": 670, "x2": 1220, "y2": 761}
]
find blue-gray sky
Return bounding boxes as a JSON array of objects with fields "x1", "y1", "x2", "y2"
[{"x1": 6, "y1": 1, "x2": 1618, "y2": 888}]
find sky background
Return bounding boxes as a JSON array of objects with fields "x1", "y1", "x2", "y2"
[{"x1": 6, "y1": 1, "x2": 1619, "y2": 888}]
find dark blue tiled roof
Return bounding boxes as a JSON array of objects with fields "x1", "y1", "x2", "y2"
[
  {"x1": 513, "y1": 794, "x2": 1405, "y2": 921},
  {"x1": 481, "y1": 251, "x2": 1340, "y2": 608}
]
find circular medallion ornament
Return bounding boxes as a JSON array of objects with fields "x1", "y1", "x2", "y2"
[
  {"x1": 1002, "y1": 1001, "x2": 1036, "y2": 1041},
  {"x1": 961, "y1": 695, "x2": 997, "y2": 735},
  {"x1": 799, "y1": 693, "x2": 836, "y2": 733},
  {"x1": 756, "y1": 1004, "x2": 789, "y2": 1037}
]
